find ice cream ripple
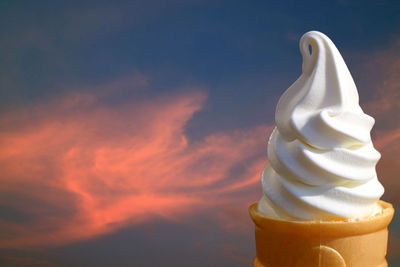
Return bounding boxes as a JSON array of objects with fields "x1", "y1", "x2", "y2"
[{"x1": 258, "y1": 31, "x2": 384, "y2": 220}]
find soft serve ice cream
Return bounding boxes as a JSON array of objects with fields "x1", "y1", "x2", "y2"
[
  {"x1": 258, "y1": 31, "x2": 384, "y2": 221},
  {"x1": 250, "y1": 31, "x2": 393, "y2": 267}
]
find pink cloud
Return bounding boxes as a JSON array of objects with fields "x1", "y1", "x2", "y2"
[
  {"x1": 0, "y1": 80, "x2": 270, "y2": 248},
  {"x1": 361, "y1": 38, "x2": 400, "y2": 208},
  {"x1": 364, "y1": 38, "x2": 400, "y2": 127},
  {"x1": 375, "y1": 128, "x2": 400, "y2": 205},
  {"x1": 1, "y1": 36, "x2": 398, "y2": 255}
]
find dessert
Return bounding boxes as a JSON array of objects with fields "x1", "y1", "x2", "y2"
[{"x1": 250, "y1": 31, "x2": 394, "y2": 267}]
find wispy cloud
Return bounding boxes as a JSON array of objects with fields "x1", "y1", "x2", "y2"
[
  {"x1": 375, "y1": 127, "x2": 400, "y2": 205},
  {"x1": 0, "y1": 76, "x2": 269, "y2": 248},
  {"x1": 362, "y1": 38, "x2": 400, "y2": 208},
  {"x1": 365, "y1": 38, "x2": 400, "y2": 130}
]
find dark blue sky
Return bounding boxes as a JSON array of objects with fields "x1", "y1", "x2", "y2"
[
  {"x1": 0, "y1": 1, "x2": 399, "y2": 266},
  {"x1": 1, "y1": 0, "x2": 399, "y2": 132}
]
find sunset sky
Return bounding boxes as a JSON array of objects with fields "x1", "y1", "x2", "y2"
[{"x1": 0, "y1": 1, "x2": 399, "y2": 266}]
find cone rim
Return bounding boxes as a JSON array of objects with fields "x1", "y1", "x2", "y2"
[{"x1": 249, "y1": 200, "x2": 394, "y2": 237}]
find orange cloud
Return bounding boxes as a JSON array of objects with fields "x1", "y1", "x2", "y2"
[
  {"x1": 361, "y1": 38, "x2": 400, "y2": 207},
  {"x1": 375, "y1": 127, "x2": 400, "y2": 206},
  {"x1": 0, "y1": 83, "x2": 270, "y2": 248},
  {"x1": 364, "y1": 38, "x2": 400, "y2": 130},
  {"x1": 2, "y1": 39, "x2": 397, "y2": 253}
]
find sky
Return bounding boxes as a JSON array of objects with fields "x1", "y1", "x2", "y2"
[{"x1": 0, "y1": 0, "x2": 399, "y2": 266}]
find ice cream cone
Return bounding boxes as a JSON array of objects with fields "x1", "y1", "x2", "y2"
[{"x1": 249, "y1": 200, "x2": 394, "y2": 267}]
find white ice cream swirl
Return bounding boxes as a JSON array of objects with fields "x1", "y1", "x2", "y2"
[{"x1": 258, "y1": 31, "x2": 384, "y2": 220}]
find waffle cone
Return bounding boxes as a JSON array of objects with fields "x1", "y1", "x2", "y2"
[{"x1": 249, "y1": 200, "x2": 394, "y2": 267}]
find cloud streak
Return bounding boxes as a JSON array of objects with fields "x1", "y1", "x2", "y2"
[
  {"x1": 361, "y1": 38, "x2": 400, "y2": 209},
  {"x1": 364, "y1": 38, "x2": 400, "y2": 130},
  {"x1": 0, "y1": 37, "x2": 398, "y2": 258},
  {"x1": 0, "y1": 78, "x2": 269, "y2": 248}
]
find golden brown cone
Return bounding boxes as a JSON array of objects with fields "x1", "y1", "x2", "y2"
[{"x1": 249, "y1": 200, "x2": 394, "y2": 267}]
